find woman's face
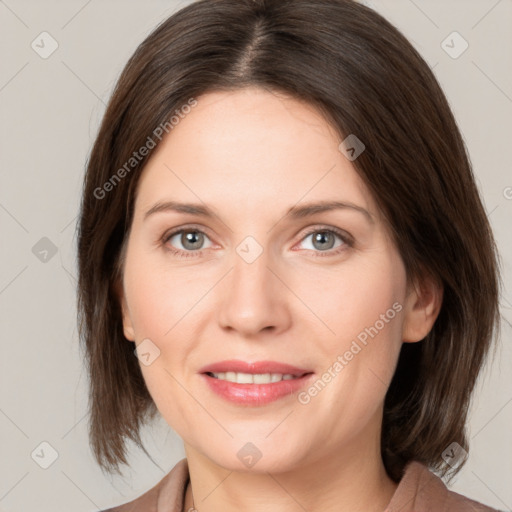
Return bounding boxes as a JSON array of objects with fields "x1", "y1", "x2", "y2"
[{"x1": 119, "y1": 87, "x2": 427, "y2": 473}]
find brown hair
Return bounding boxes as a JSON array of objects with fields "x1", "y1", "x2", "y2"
[{"x1": 77, "y1": 0, "x2": 501, "y2": 481}]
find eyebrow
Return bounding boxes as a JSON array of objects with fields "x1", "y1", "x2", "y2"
[{"x1": 143, "y1": 199, "x2": 374, "y2": 224}]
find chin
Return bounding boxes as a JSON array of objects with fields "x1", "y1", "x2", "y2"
[{"x1": 200, "y1": 438, "x2": 307, "y2": 474}]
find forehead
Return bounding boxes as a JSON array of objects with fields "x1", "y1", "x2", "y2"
[{"x1": 133, "y1": 87, "x2": 376, "y2": 223}]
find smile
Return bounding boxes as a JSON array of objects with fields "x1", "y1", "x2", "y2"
[
  {"x1": 201, "y1": 371, "x2": 314, "y2": 406},
  {"x1": 207, "y1": 371, "x2": 302, "y2": 383}
]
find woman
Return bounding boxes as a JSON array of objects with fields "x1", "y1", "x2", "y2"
[{"x1": 77, "y1": 1, "x2": 502, "y2": 511}]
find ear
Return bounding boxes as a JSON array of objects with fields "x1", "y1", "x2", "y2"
[
  {"x1": 402, "y1": 272, "x2": 443, "y2": 343},
  {"x1": 114, "y1": 278, "x2": 136, "y2": 342}
]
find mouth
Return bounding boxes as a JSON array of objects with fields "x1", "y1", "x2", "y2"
[
  {"x1": 205, "y1": 371, "x2": 311, "y2": 383},
  {"x1": 198, "y1": 360, "x2": 315, "y2": 405}
]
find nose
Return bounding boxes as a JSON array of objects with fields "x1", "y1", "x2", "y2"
[{"x1": 216, "y1": 246, "x2": 292, "y2": 337}]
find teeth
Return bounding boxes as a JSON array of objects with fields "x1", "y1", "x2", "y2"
[{"x1": 210, "y1": 372, "x2": 298, "y2": 383}]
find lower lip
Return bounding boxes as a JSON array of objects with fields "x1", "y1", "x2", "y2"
[{"x1": 201, "y1": 373, "x2": 314, "y2": 405}]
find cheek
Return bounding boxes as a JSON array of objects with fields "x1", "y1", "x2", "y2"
[
  {"x1": 123, "y1": 245, "x2": 205, "y2": 339},
  {"x1": 123, "y1": 249, "x2": 213, "y2": 411},
  {"x1": 296, "y1": 258, "x2": 405, "y2": 346},
  {"x1": 299, "y1": 253, "x2": 406, "y2": 402},
  {"x1": 126, "y1": 266, "x2": 197, "y2": 426}
]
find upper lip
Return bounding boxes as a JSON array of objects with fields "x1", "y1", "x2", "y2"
[{"x1": 199, "y1": 359, "x2": 313, "y2": 377}]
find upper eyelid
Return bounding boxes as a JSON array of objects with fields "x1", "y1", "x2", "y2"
[
  {"x1": 301, "y1": 225, "x2": 351, "y2": 239},
  {"x1": 163, "y1": 224, "x2": 215, "y2": 242}
]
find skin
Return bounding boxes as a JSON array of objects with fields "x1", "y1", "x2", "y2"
[{"x1": 118, "y1": 87, "x2": 442, "y2": 512}]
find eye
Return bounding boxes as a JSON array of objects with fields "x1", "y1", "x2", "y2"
[
  {"x1": 296, "y1": 227, "x2": 353, "y2": 256},
  {"x1": 162, "y1": 225, "x2": 353, "y2": 259},
  {"x1": 163, "y1": 227, "x2": 213, "y2": 258}
]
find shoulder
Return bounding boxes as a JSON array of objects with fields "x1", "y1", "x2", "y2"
[
  {"x1": 386, "y1": 460, "x2": 501, "y2": 512},
  {"x1": 100, "y1": 457, "x2": 189, "y2": 512}
]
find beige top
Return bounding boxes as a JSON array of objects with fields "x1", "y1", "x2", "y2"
[{"x1": 102, "y1": 457, "x2": 499, "y2": 512}]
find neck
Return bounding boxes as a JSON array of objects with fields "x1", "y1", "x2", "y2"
[{"x1": 182, "y1": 422, "x2": 398, "y2": 512}]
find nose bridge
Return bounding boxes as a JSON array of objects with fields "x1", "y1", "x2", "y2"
[
  {"x1": 232, "y1": 243, "x2": 271, "y2": 297},
  {"x1": 216, "y1": 237, "x2": 290, "y2": 335}
]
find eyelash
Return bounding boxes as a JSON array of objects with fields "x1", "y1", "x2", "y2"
[{"x1": 161, "y1": 225, "x2": 354, "y2": 259}]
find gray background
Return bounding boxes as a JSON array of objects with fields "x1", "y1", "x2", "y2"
[{"x1": 0, "y1": 0, "x2": 511, "y2": 510}]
